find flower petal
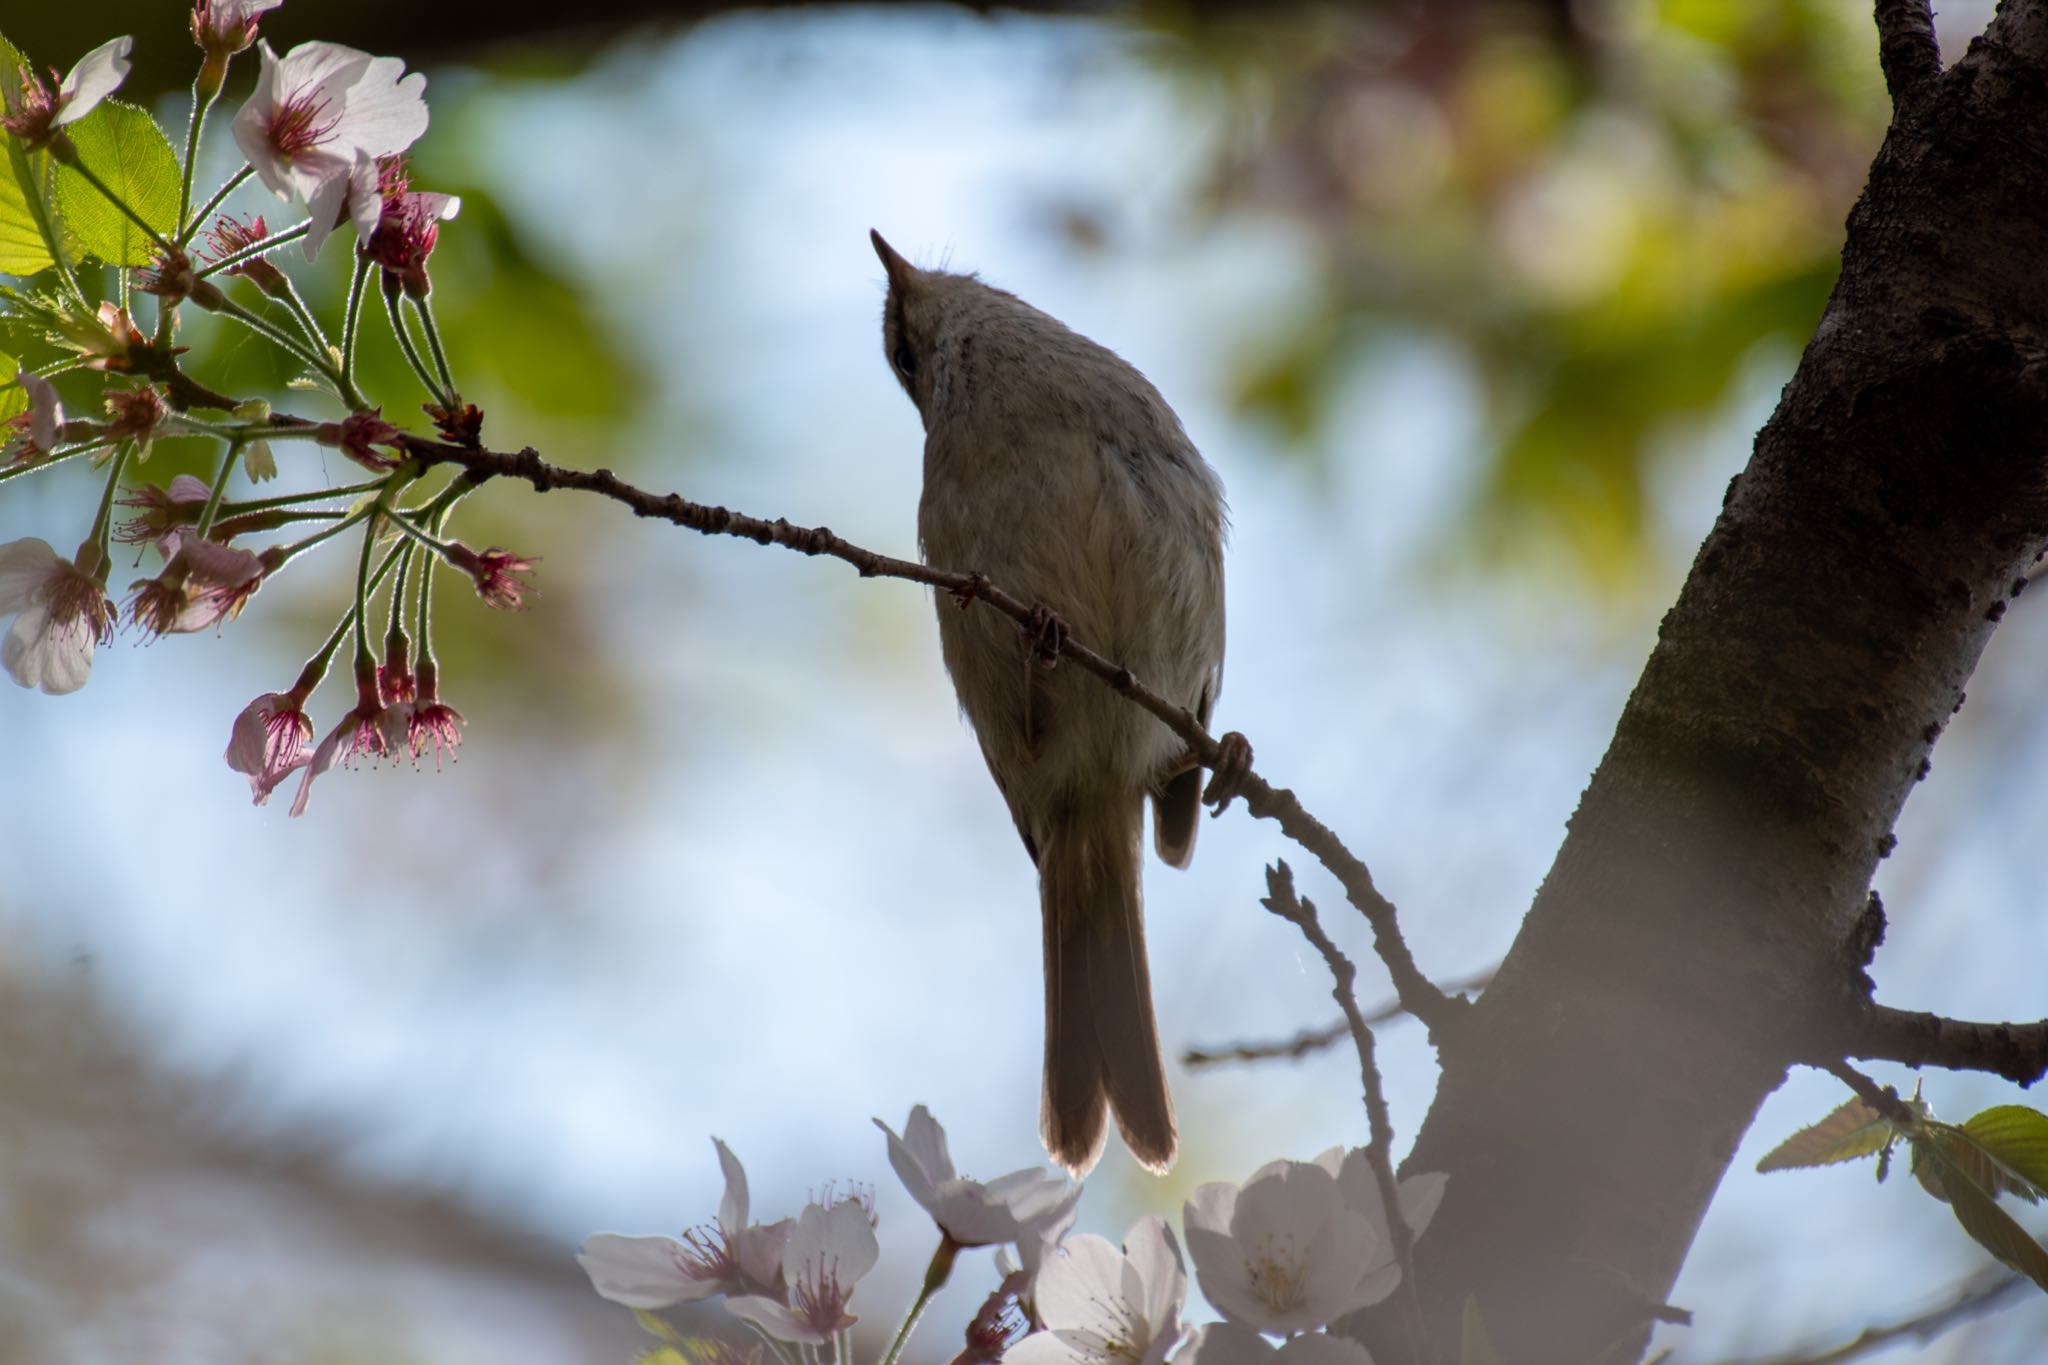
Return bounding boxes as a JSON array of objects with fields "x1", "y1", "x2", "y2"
[
  {"x1": 55, "y1": 36, "x2": 133, "y2": 127},
  {"x1": 575, "y1": 1233, "x2": 692, "y2": 1310},
  {"x1": 4, "y1": 602, "x2": 93, "y2": 694},
  {"x1": 0, "y1": 537, "x2": 59, "y2": 612},
  {"x1": 712, "y1": 1136, "x2": 750, "y2": 1233},
  {"x1": 727, "y1": 1294, "x2": 825, "y2": 1346}
]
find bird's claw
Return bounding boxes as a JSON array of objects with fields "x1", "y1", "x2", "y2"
[
  {"x1": 1023, "y1": 603, "x2": 1068, "y2": 669},
  {"x1": 1202, "y1": 731, "x2": 1254, "y2": 814}
]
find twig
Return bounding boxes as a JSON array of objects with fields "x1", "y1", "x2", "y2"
[
  {"x1": 1259, "y1": 860, "x2": 1428, "y2": 1360},
  {"x1": 1184, "y1": 967, "x2": 1496, "y2": 1068},
  {"x1": 1874, "y1": 0, "x2": 1941, "y2": 116},
  {"x1": 1849, "y1": 1004, "x2": 2048, "y2": 1086},
  {"x1": 1819, "y1": 1059, "x2": 1917, "y2": 1128},
  {"x1": 1706, "y1": 1267, "x2": 2027, "y2": 1365},
  {"x1": 396, "y1": 436, "x2": 1460, "y2": 1035}
]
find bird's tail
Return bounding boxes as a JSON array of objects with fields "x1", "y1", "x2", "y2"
[{"x1": 1038, "y1": 793, "x2": 1176, "y2": 1175}]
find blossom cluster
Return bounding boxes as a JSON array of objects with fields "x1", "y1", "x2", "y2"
[
  {"x1": 579, "y1": 1107, "x2": 1444, "y2": 1365},
  {"x1": 0, "y1": 5, "x2": 528, "y2": 817}
]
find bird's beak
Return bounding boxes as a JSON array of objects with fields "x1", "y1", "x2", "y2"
[{"x1": 870, "y1": 229, "x2": 915, "y2": 291}]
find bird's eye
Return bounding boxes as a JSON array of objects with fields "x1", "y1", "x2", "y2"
[{"x1": 892, "y1": 343, "x2": 917, "y2": 379}]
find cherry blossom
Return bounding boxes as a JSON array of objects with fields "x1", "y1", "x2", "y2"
[
  {"x1": 289, "y1": 667, "x2": 410, "y2": 817},
  {"x1": 362, "y1": 160, "x2": 460, "y2": 298},
  {"x1": 1, "y1": 37, "x2": 132, "y2": 149},
  {"x1": 192, "y1": 0, "x2": 284, "y2": 58},
  {"x1": 879, "y1": 1105, "x2": 1080, "y2": 1254},
  {"x1": 444, "y1": 542, "x2": 538, "y2": 610},
  {"x1": 1004, "y1": 1216, "x2": 1186, "y2": 1365},
  {"x1": 0, "y1": 538, "x2": 113, "y2": 694},
  {"x1": 226, "y1": 688, "x2": 315, "y2": 805},
  {"x1": 1182, "y1": 1153, "x2": 1444, "y2": 1338},
  {"x1": 407, "y1": 659, "x2": 464, "y2": 769},
  {"x1": 114, "y1": 475, "x2": 213, "y2": 551},
  {"x1": 231, "y1": 40, "x2": 428, "y2": 259},
  {"x1": 4, "y1": 371, "x2": 64, "y2": 465},
  {"x1": 578, "y1": 1137, "x2": 793, "y2": 1310},
  {"x1": 726, "y1": 1196, "x2": 880, "y2": 1345}
]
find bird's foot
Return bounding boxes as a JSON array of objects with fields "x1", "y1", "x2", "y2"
[
  {"x1": 1202, "y1": 731, "x2": 1254, "y2": 815},
  {"x1": 1022, "y1": 603, "x2": 1068, "y2": 669}
]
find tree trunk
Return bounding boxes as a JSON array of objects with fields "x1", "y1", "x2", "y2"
[{"x1": 1380, "y1": 7, "x2": 2048, "y2": 1360}]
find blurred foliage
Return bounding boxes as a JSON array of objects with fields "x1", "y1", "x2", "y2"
[{"x1": 1134, "y1": 0, "x2": 1888, "y2": 584}]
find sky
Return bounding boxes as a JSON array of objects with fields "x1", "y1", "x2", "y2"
[{"x1": 2, "y1": 6, "x2": 2046, "y2": 1362}]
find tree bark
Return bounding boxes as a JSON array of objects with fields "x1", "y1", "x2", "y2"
[{"x1": 1378, "y1": 6, "x2": 2048, "y2": 1360}]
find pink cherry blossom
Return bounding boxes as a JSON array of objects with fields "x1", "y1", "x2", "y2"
[
  {"x1": 362, "y1": 160, "x2": 459, "y2": 298},
  {"x1": 726, "y1": 1197, "x2": 879, "y2": 1345},
  {"x1": 0, "y1": 538, "x2": 113, "y2": 695},
  {"x1": 231, "y1": 40, "x2": 428, "y2": 259},
  {"x1": 114, "y1": 475, "x2": 213, "y2": 551},
  {"x1": 193, "y1": 0, "x2": 284, "y2": 58},
  {"x1": 226, "y1": 688, "x2": 315, "y2": 805},
  {"x1": 290, "y1": 666, "x2": 409, "y2": 817},
  {"x1": 3, "y1": 371, "x2": 64, "y2": 465},
  {"x1": 407, "y1": 659, "x2": 464, "y2": 769},
  {"x1": 1, "y1": 37, "x2": 132, "y2": 149},
  {"x1": 444, "y1": 542, "x2": 538, "y2": 610}
]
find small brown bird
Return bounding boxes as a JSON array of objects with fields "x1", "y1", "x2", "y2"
[{"x1": 872, "y1": 231, "x2": 1227, "y2": 1174}]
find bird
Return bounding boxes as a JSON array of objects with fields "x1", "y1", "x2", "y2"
[{"x1": 872, "y1": 229, "x2": 1228, "y2": 1175}]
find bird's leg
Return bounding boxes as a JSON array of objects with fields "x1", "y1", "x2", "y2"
[
  {"x1": 1202, "y1": 731, "x2": 1254, "y2": 815},
  {"x1": 1022, "y1": 602, "x2": 1068, "y2": 669}
]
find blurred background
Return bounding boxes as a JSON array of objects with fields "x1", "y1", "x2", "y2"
[{"x1": 2, "y1": 1, "x2": 2045, "y2": 1361}]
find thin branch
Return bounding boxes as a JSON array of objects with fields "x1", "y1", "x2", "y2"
[
  {"x1": 395, "y1": 436, "x2": 1462, "y2": 1036},
  {"x1": 1259, "y1": 860, "x2": 1428, "y2": 1360},
  {"x1": 1819, "y1": 1059, "x2": 1918, "y2": 1128},
  {"x1": 1849, "y1": 1004, "x2": 2048, "y2": 1086},
  {"x1": 1184, "y1": 967, "x2": 1496, "y2": 1068},
  {"x1": 1707, "y1": 1268, "x2": 2027, "y2": 1365},
  {"x1": 1874, "y1": 0, "x2": 1941, "y2": 116}
]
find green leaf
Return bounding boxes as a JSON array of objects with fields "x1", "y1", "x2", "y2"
[
  {"x1": 1462, "y1": 1295, "x2": 1510, "y2": 1365},
  {"x1": 1757, "y1": 1095, "x2": 1899, "y2": 1172},
  {"x1": 0, "y1": 36, "x2": 56, "y2": 277},
  {"x1": 1914, "y1": 1116, "x2": 2048, "y2": 1206},
  {"x1": 0, "y1": 350, "x2": 21, "y2": 423},
  {"x1": 1914, "y1": 1129, "x2": 2048, "y2": 1293},
  {"x1": 53, "y1": 99, "x2": 178, "y2": 266},
  {"x1": 1963, "y1": 1106, "x2": 2048, "y2": 1202}
]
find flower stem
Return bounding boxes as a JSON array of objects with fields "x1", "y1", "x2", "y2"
[
  {"x1": 300, "y1": 538, "x2": 407, "y2": 690},
  {"x1": 85, "y1": 443, "x2": 136, "y2": 562},
  {"x1": 59, "y1": 154, "x2": 177, "y2": 257},
  {"x1": 412, "y1": 294, "x2": 458, "y2": 399},
  {"x1": 221, "y1": 479, "x2": 384, "y2": 516},
  {"x1": 276, "y1": 276, "x2": 336, "y2": 359},
  {"x1": 180, "y1": 162, "x2": 254, "y2": 245},
  {"x1": 194, "y1": 216, "x2": 307, "y2": 277},
  {"x1": 193, "y1": 439, "x2": 242, "y2": 539},
  {"x1": 0, "y1": 439, "x2": 114, "y2": 485},
  {"x1": 879, "y1": 1237, "x2": 958, "y2": 1365},
  {"x1": 175, "y1": 79, "x2": 221, "y2": 234},
  {"x1": 340, "y1": 254, "x2": 372, "y2": 406},
  {"x1": 382, "y1": 281, "x2": 451, "y2": 408}
]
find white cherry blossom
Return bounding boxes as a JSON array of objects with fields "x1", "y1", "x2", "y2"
[
  {"x1": 726, "y1": 1196, "x2": 879, "y2": 1344},
  {"x1": 1004, "y1": 1216, "x2": 1187, "y2": 1365},
  {"x1": 577, "y1": 1137, "x2": 792, "y2": 1309},
  {"x1": 230, "y1": 40, "x2": 428, "y2": 258},
  {"x1": 879, "y1": 1105, "x2": 1080, "y2": 1253}
]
